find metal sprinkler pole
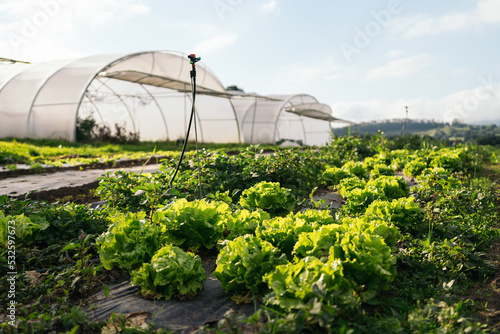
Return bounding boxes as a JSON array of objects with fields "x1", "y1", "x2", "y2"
[{"x1": 169, "y1": 54, "x2": 203, "y2": 199}]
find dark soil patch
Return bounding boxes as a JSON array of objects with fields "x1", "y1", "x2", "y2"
[
  {"x1": 0, "y1": 155, "x2": 169, "y2": 180},
  {"x1": 3, "y1": 156, "x2": 168, "y2": 204},
  {"x1": 15, "y1": 180, "x2": 101, "y2": 204}
]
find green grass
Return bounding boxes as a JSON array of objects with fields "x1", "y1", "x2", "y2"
[
  {"x1": 485, "y1": 145, "x2": 500, "y2": 162},
  {"x1": 0, "y1": 138, "x2": 276, "y2": 167},
  {"x1": 479, "y1": 145, "x2": 500, "y2": 188}
]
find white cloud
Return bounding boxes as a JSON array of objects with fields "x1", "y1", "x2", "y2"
[
  {"x1": 192, "y1": 34, "x2": 238, "y2": 55},
  {"x1": 281, "y1": 65, "x2": 322, "y2": 82},
  {"x1": 386, "y1": 49, "x2": 406, "y2": 58},
  {"x1": 451, "y1": 66, "x2": 474, "y2": 76},
  {"x1": 0, "y1": 0, "x2": 38, "y2": 17},
  {"x1": 1, "y1": 0, "x2": 150, "y2": 61},
  {"x1": 365, "y1": 54, "x2": 430, "y2": 80},
  {"x1": 160, "y1": 22, "x2": 218, "y2": 35},
  {"x1": 333, "y1": 82, "x2": 500, "y2": 124},
  {"x1": 72, "y1": 0, "x2": 150, "y2": 27},
  {"x1": 260, "y1": 1, "x2": 279, "y2": 14},
  {"x1": 1, "y1": 0, "x2": 150, "y2": 27},
  {"x1": 0, "y1": 35, "x2": 86, "y2": 63},
  {"x1": 477, "y1": 0, "x2": 500, "y2": 23},
  {"x1": 274, "y1": 62, "x2": 340, "y2": 89},
  {"x1": 392, "y1": 0, "x2": 500, "y2": 38}
]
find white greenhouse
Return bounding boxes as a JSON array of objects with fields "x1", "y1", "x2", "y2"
[
  {"x1": 230, "y1": 93, "x2": 341, "y2": 146},
  {"x1": 0, "y1": 51, "x2": 347, "y2": 145}
]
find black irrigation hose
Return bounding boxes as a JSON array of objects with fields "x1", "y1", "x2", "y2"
[{"x1": 169, "y1": 56, "x2": 202, "y2": 199}]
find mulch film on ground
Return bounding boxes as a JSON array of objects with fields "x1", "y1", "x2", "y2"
[{"x1": 88, "y1": 255, "x2": 255, "y2": 332}]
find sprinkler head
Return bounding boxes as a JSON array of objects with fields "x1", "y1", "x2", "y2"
[{"x1": 188, "y1": 54, "x2": 201, "y2": 64}]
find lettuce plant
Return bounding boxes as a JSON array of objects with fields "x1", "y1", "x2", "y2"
[
  {"x1": 296, "y1": 219, "x2": 398, "y2": 298},
  {"x1": 322, "y1": 167, "x2": 351, "y2": 187},
  {"x1": 337, "y1": 177, "x2": 366, "y2": 198},
  {"x1": 429, "y1": 147, "x2": 466, "y2": 172},
  {"x1": 0, "y1": 211, "x2": 48, "y2": 247},
  {"x1": 340, "y1": 216, "x2": 400, "y2": 249},
  {"x1": 254, "y1": 209, "x2": 335, "y2": 259},
  {"x1": 323, "y1": 161, "x2": 369, "y2": 188},
  {"x1": 389, "y1": 149, "x2": 411, "y2": 171},
  {"x1": 239, "y1": 181, "x2": 296, "y2": 216},
  {"x1": 293, "y1": 224, "x2": 345, "y2": 258},
  {"x1": 213, "y1": 234, "x2": 286, "y2": 296},
  {"x1": 342, "y1": 161, "x2": 369, "y2": 180},
  {"x1": 266, "y1": 215, "x2": 399, "y2": 311},
  {"x1": 294, "y1": 209, "x2": 335, "y2": 226},
  {"x1": 154, "y1": 199, "x2": 230, "y2": 251},
  {"x1": 256, "y1": 215, "x2": 312, "y2": 259},
  {"x1": 338, "y1": 176, "x2": 409, "y2": 214},
  {"x1": 364, "y1": 197, "x2": 425, "y2": 236},
  {"x1": 362, "y1": 156, "x2": 386, "y2": 171},
  {"x1": 365, "y1": 176, "x2": 410, "y2": 201},
  {"x1": 341, "y1": 187, "x2": 385, "y2": 215},
  {"x1": 403, "y1": 157, "x2": 428, "y2": 177},
  {"x1": 96, "y1": 212, "x2": 165, "y2": 272},
  {"x1": 295, "y1": 216, "x2": 400, "y2": 259},
  {"x1": 264, "y1": 256, "x2": 355, "y2": 312},
  {"x1": 337, "y1": 231, "x2": 397, "y2": 298},
  {"x1": 417, "y1": 167, "x2": 451, "y2": 181},
  {"x1": 224, "y1": 209, "x2": 270, "y2": 240},
  {"x1": 131, "y1": 244, "x2": 206, "y2": 300},
  {"x1": 370, "y1": 163, "x2": 395, "y2": 178}
]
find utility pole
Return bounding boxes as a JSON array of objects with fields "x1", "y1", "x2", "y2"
[{"x1": 400, "y1": 106, "x2": 408, "y2": 137}]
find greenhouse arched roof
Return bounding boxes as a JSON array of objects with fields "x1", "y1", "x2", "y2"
[
  {"x1": 0, "y1": 51, "x2": 239, "y2": 142},
  {"x1": 231, "y1": 93, "x2": 345, "y2": 146},
  {"x1": 0, "y1": 51, "x2": 350, "y2": 145}
]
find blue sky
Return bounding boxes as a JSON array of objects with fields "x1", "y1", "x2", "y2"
[{"x1": 1, "y1": 0, "x2": 500, "y2": 124}]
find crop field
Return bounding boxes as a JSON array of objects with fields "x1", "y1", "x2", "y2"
[
  {"x1": 0, "y1": 135, "x2": 499, "y2": 333},
  {"x1": 0, "y1": 139, "x2": 259, "y2": 171}
]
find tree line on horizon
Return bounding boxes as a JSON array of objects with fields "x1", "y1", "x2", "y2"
[{"x1": 332, "y1": 119, "x2": 500, "y2": 145}]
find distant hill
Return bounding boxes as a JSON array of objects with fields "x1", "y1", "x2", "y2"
[{"x1": 332, "y1": 119, "x2": 500, "y2": 145}]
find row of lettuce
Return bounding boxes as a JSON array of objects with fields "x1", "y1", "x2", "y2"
[
  {"x1": 1, "y1": 136, "x2": 498, "y2": 333},
  {"x1": 93, "y1": 146, "x2": 495, "y2": 317}
]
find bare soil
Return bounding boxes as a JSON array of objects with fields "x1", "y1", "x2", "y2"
[
  {"x1": 18, "y1": 180, "x2": 101, "y2": 204},
  {"x1": 0, "y1": 156, "x2": 168, "y2": 180},
  {"x1": 2, "y1": 158, "x2": 163, "y2": 204}
]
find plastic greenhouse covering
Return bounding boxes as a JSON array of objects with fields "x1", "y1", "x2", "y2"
[
  {"x1": 231, "y1": 94, "x2": 341, "y2": 146},
  {"x1": 0, "y1": 51, "x2": 346, "y2": 145}
]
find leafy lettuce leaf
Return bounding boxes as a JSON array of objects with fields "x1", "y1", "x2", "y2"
[
  {"x1": 213, "y1": 234, "x2": 286, "y2": 296},
  {"x1": 131, "y1": 244, "x2": 206, "y2": 300},
  {"x1": 293, "y1": 223, "x2": 345, "y2": 259},
  {"x1": 224, "y1": 209, "x2": 270, "y2": 240},
  {"x1": 96, "y1": 212, "x2": 165, "y2": 272},
  {"x1": 364, "y1": 197, "x2": 424, "y2": 236},
  {"x1": 0, "y1": 211, "x2": 48, "y2": 247},
  {"x1": 263, "y1": 256, "x2": 355, "y2": 312},
  {"x1": 154, "y1": 198, "x2": 230, "y2": 251},
  {"x1": 239, "y1": 181, "x2": 296, "y2": 216}
]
